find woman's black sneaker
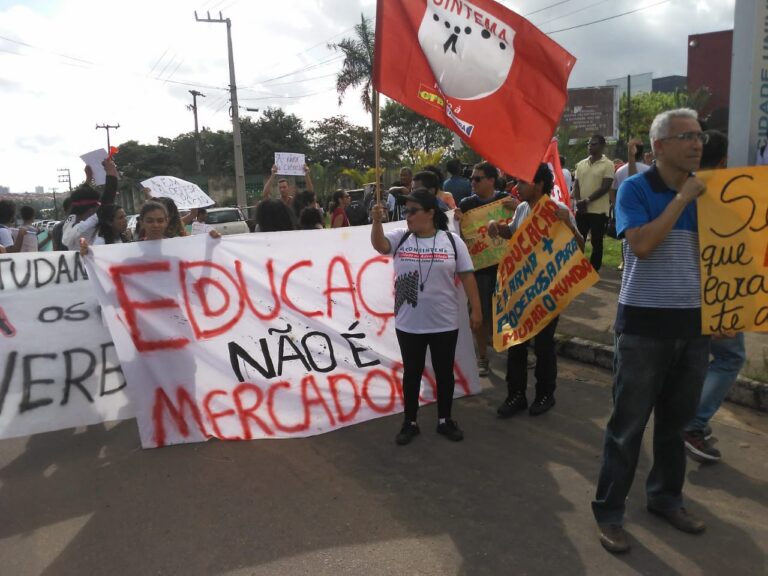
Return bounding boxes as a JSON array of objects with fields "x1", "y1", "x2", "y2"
[
  {"x1": 436, "y1": 419, "x2": 464, "y2": 442},
  {"x1": 529, "y1": 395, "x2": 555, "y2": 416},
  {"x1": 395, "y1": 422, "x2": 420, "y2": 445},
  {"x1": 497, "y1": 393, "x2": 528, "y2": 418}
]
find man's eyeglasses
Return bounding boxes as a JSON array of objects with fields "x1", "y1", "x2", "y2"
[
  {"x1": 402, "y1": 207, "x2": 423, "y2": 216},
  {"x1": 471, "y1": 176, "x2": 486, "y2": 182},
  {"x1": 661, "y1": 131, "x2": 709, "y2": 144}
]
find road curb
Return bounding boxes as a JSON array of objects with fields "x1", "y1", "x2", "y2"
[{"x1": 555, "y1": 334, "x2": 768, "y2": 413}]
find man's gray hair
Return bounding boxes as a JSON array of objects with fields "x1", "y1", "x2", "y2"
[{"x1": 649, "y1": 108, "x2": 699, "y2": 144}]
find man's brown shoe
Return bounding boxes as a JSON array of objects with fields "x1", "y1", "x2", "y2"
[
  {"x1": 597, "y1": 523, "x2": 630, "y2": 553},
  {"x1": 647, "y1": 506, "x2": 706, "y2": 534}
]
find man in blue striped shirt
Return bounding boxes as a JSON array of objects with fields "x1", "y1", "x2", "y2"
[{"x1": 592, "y1": 109, "x2": 710, "y2": 554}]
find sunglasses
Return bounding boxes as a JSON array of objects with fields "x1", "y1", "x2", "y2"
[
  {"x1": 471, "y1": 176, "x2": 486, "y2": 182},
  {"x1": 402, "y1": 207, "x2": 424, "y2": 216}
]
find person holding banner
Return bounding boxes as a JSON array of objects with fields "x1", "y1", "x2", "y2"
[
  {"x1": 62, "y1": 158, "x2": 119, "y2": 250},
  {"x1": 592, "y1": 109, "x2": 710, "y2": 554},
  {"x1": 93, "y1": 204, "x2": 129, "y2": 245},
  {"x1": 82, "y1": 201, "x2": 218, "y2": 256},
  {"x1": 0, "y1": 199, "x2": 25, "y2": 253},
  {"x1": 683, "y1": 129, "x2": 746, "y2": 464},
  {"x1": 370, "y1": 190, "x2": 481, "y2": 446},
  {"x1": 455, "y1": 162, "x2": 515, "y2": 377},
  {"x1": 488, "y1": 163, "x2": 584, "y2": 417}
]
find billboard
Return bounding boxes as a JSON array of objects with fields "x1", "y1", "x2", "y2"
[{"x1": 559, "y1": 86, "x2": 619, "y2": 141}]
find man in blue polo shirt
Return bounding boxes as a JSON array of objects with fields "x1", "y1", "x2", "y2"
[{"x1": 592, "y1": 108, "x2": 710, "y2": 554}]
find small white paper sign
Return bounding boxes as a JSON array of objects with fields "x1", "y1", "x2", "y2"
[
  {"x1": 140, "y1": 176, "x2": 215, "y2": 210},
  {"x1": 80, "y1": 148, "x2": 109, "y2": 186},
  {"x1": 275, "y1": 152, "x2": 305, "y2": 176},
  {"x1": 190, "y1": 220, "x2": 212, "y2": 235}
]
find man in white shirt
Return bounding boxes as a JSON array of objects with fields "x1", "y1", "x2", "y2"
[
  {"x1": 560, "y1": 155, "x2": 572, "y2": 193},
  {"x1": 613, "y1": 138, "x2": 651, "y2": 192},
  {"x1": 612, "y1": 139, "x2": 651, "y2": 271}
]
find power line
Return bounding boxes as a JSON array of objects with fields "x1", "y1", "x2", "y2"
[
  {"x1": 1, "y1": 32, "x2": 225, "y2": 92},
  {"x1": 259, "y1": 55, "x2": 343, "y2": 85},
  {"x1": 535, "y1": 0, "x2": 613, "y2": 27},
  {"x1": 546, "y1": 0, "x2": 672, "y2": 34},
  {"x1": 523, "y1": 0, "x2": 574, "y2": 17},
  {"x1": 238, "y1": 88, "x2": 335, "y2": 101},
  {"x1": 258, "y1": 72, "x2": 338, "y2": 88},
  {"x1": 147, "y1": 46, "x2": 171, "y2": 76},
  {"x1": 0, "y1": 33, "x2": 95, "y2": 65}
]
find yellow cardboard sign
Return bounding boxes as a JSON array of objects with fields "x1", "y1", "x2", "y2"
[
  {"x1": 493, "y1": 197, "x2": 600, "y2": 351},
  {"x1": 697, "y1": 167, "x2": 768, "y2": 334},
  {"x1": 460, "y1": 198, "x2": 514, "y2": 270}
]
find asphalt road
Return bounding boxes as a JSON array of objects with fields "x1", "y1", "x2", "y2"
[{"x1": 1, "y1": 357, "x2": 766, "y2": 576}]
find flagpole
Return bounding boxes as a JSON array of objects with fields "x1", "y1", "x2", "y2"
[{"x1": 373, "y1": 89, "x2": 381, "y2": 205}]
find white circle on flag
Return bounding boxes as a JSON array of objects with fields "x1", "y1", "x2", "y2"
[{"x1": 418, "y1": 0, "x2": 516, "y2": 100}]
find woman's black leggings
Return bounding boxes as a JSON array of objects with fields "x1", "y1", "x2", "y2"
[{"x1": 395, "y1": 328, "x2": 459, "y2": 422}]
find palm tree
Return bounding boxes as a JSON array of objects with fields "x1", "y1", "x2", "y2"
[{"x1": 328, "y1": 14, "x2": 375, "y2": 133}]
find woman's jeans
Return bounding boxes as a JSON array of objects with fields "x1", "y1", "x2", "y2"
[{"x1": 686, "y1": 333, "x2": 746, "y2": 432}]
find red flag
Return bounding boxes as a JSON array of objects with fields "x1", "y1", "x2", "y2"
[
  {"x1": 374, "y1": 0, "x2": 575, "y2": 182},
  {"x1": 108, "y1": 146, "x2": 119, "y2": 159},
  {"x1": 543, "y1": 140, "x2": 571, "y2": 209}
]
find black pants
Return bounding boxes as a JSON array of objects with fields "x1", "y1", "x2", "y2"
[
  {"x1": 505, "y1": 316, "x2": 559, "y2": 399},
  {"x1": 396, "y1": 329, "x2": 459, "y2": 422},
  {"x1": 576, "y1": 212, "x2": 608, "y2": 271}
]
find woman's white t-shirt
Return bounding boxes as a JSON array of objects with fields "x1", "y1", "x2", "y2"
[
  {"x1": 92, "y1": 236, "x2": 123, "y2": 246},
  {"x1": 385, "y1": 228, "x2": 473, "y2": 334}
]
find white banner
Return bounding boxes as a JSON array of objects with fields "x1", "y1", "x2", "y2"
[
  {"x1": 0, "y1": 252, "x2": 132, "y2": 440},
  {"x1": 85, "y1": 225, "x2": 480, "y2": 448},
  {"x1": 141, "y1": 176, "x2": 215, "y2": 209},
  {"x1": 274, "y1": 152, "x2": 306, "y2": 176}
]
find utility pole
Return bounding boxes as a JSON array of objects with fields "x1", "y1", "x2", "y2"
[
  {"x1": 57, "y1": 168, "x2": 72, "y2": 191},
  {"x1": 48, "y1": 187, "x2": 58, "y2": 219},
  {"x1": 56, "y1": 168, "x2": 71, "y2": 219},
  {"x1": 96, "y1": 123, "x2": 120, "y2": 150},
  {"x1": 188, "y1": 90, "x2": 206, "y2": 173},
  {"x1": 195, "y1": 10, "x2": 246, "y2": 207},
  {"x1": 625, "y1": 74, "x2": 631, "y2": 147}
]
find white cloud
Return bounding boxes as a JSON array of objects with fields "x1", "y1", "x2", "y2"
[{"x1": 0, "y1": 0, "x2": 734, "y2": 193}]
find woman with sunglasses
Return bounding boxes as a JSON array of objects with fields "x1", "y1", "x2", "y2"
[{"x1": 371, "y1": 189, "x2": 482, "y2": 445}]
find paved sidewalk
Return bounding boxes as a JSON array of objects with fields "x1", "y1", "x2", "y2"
[{"x1": 556, "y1": 267, "x2": 768, "y2": 411}]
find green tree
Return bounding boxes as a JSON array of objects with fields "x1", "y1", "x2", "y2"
[
  {"x1": 329, "y1": 13, "x2": 375, "y2": 133},
  {"x1": 308, "y1": 115, "x2": 374, "y2": 169},
  {"x1": 380, "y1": 101, "x2": 455, "y2": 166},
  {"x1": 241, "y1": 108, "x2": 311, "y2": 174}
]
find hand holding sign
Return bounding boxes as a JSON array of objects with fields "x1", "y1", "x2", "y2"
[
  {"x1": 274, "y1": 152, "x2": 306, "y2": 176},
  {"x1": 141, "y1": 176, "x2": 214, "y2": 210},
  {"x1": 80, "y1": 148, "x2": 109, "y2": 185}
]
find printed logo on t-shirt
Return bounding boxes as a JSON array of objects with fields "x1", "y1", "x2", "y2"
[
  {"x1": 397, "y1": 246, "x2": 451, "y2": 262},
  {"x1": 394, "y1": 270, "x2": 419, "y2": 314}
]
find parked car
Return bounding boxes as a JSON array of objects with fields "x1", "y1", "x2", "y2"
[{"x1": 205, "y1": 207, "x2": 250, "y2": 235}]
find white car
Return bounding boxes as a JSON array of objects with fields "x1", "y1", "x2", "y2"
[{"x1": 204, "y1": 207, "x2": 249, "y2": 236}]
